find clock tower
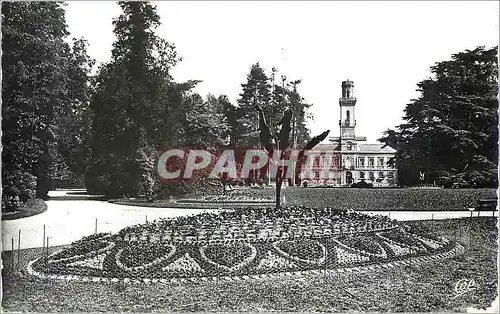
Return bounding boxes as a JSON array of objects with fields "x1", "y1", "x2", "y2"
[
  {"x1": 339, "y1": 80, "x2": 357, "y2": 140},
  {"x1": 330, "y1": 80, "x2": 367, "y2": 151}
]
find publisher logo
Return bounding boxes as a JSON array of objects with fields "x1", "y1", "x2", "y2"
[{"x1": 453, "y1": 278, "x2": 477, "y2": 299}]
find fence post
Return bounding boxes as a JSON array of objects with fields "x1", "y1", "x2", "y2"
[
  {"x1": 46, "y1": 237, "x2": 50, "y2": 263},
  {"x1": 95, "y1": 218, "x2": 98, "y2": 234},
  {"x1": 43, "y1": 224, "x2": 46, "y2": 250},
  {"x1": 17, "y1": 230, "x2": 21, "y2": 271},
  {"x1": 459, "y1": 218, "x2": 462, "y2": 239},
  {"x1": 11, "y1": 238, "x2": 14, "y2": 272}
]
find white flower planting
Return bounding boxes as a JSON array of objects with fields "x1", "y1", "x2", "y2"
[
  {"x1": 162, "y1": 253, "x2": 204, "y2": 273},
  {"x1": 414, "y1": 235, "x2": 444, "y2": 250},
  {"x1": 272, "y1": 240, "x2": 327, "y2": 265},
  {"x1": 383, "y1": 241, "x2": 411, "y2": 256},
  {"x1": 255, "y1": 250, "x2": 298, "y2": 271},
  {"x1": 333, "y1": 239, "x2": 387, "y2": 259},
  {"x1": 334, "y1": 246, "x2": 370, "y2": 264},
  {"x1": 49, "y1": 242, "x2": 115, "y2": 264},
  {"x1": 68, "y1": 254, "x2": 106, "y2": 270}
]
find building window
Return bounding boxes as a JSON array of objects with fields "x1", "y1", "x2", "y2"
[
  {"x1": 388, "y1": 171, "x2": 394, "y2": 179},
  {"x1": 346, "y1": 110, "x2": 350, "y2": 124},
  {"x1": 358, "y1": 157, "x2": 365, "y2": 167},
  {"x1": 315, "y1": 171, "x2": 320, "y2": 180},
  {"x1": 378, "y1": 157, "x2": 384, "y2": 167},
  {"x1": 378, "y1": 171, "x2": 384, "y2": 178},
  {"x1": 368, "y1": 157, "x2": 374, "y2": 168},
  {"x1": 369, "y1": 171, "x2": 374, "y2": 180},
  {"x1": 315, "y1": 157, "x2": 321, "y2": 167},
  {"x1": 347, "y1": 143, "x2": 352, "y2": 150},
  {"x1": 359, "y1": 171, "x2": 365, "y2": 179},
  {"x1": 332, "y1": 156, "x2": 339, "y2": 167}
]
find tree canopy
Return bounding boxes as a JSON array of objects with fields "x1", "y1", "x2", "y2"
[
  {"x1": 379, "y1": 46, "x2": 498, "y2": 187},
  {"x1": 2, "y1": 2, "x2": 93, "y2": 210}
]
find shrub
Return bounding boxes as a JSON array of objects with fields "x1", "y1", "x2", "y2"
[{"x1": 1, "y1": 170, "x2": 37, "y2": 211}]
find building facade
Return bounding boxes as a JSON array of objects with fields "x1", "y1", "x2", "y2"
[{"x1": 302, "y1": 80, "x2": 397, "y2": 187}]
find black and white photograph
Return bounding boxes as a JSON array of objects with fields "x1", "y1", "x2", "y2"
[{"x1": 1, "y1": 1, "x2": 499, "y2": 312}]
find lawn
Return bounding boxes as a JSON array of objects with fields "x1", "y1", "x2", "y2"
[
  {"x1": 222, "y1": 188, "x2": 497, "y2": 211},
  {"x1": 2, "y1": 217, "x2": 497, "y2": 312},
  {"x1": 113, "y1": 187, "x2": 497, "y2": 211}
]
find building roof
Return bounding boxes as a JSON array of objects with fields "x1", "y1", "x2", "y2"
[
  {"x1": 299, "y1": 143, "x2": 396, "y2": 154},
  {"x1": 358, "y1": 143, "x2": 396, "y2": 153},
  {"x1": 313, "y1": 143, "x2": 337, "y2": 150}
]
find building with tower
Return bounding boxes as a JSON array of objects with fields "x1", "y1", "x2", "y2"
[{"x1": 301, "y1": 80, "x2": 397, "y2": 187}]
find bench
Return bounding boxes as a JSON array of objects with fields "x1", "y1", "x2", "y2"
[{"x1": 476, "y1": 199, "x2": 498, "y2": 211}]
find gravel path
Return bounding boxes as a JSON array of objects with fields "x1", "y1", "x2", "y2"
[{"x1": 2, "y1": 190, "x2": 216, "y2": 250}]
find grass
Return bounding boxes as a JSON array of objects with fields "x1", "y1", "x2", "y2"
[
  {"x1": 1, "y1": 199, "x2": 48, "y2": 221},
  {"x1": 112, "y1": 187, "x2": 497, "y2": 211},
  {"x1": 2, "y1": 217, "x2": 497, "y2": 312}
]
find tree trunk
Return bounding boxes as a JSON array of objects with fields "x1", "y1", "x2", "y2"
[{"x1": 276, "y1": 167, "x2": 283, "y2": 208}]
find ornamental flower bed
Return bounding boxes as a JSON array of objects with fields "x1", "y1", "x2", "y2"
[
  {"x1": 378, "y1": 228, "x2": 426, "y2": 249},
  {"x1": 116, "y1": 242, "x2": 176, "y2": 271},
  {"x1": 200, "y1": 242, "x2": 257, "y2": 272},
  {"x1": 28, "y1": 206, "x2": 462, "y2": 281},
  {"x1": 49, "y1": 240, "x2": 111, "y2": 262},
  {"x1": 272, "y1": 240, "x2": 326, "y2": 265},
  {"x1": 199, "y1": 194, "x2": 272, "y2": 202},
  {"x1": 337, "y1": 235, "x2": 384, "y2": 256}
]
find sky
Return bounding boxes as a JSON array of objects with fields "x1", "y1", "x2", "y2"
[{"x1": 64, "y1": 1, "x2": 499, "y2": 143}]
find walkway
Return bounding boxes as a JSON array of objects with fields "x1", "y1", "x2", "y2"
[{"x1": 2, "y1": 190, "x2": 214, "y2": 250}]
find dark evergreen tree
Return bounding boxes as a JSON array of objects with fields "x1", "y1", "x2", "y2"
[
  {"x1": 86, "y1": 1, "x2": 180, "y2": 197},
  {"x1": 379, "y1": 46, "x2": 498, "y2": 188},
  {"x1": 237, "y1": 63, "x2": 272, "y2": 147},
  {"x1": 217, "y1": 95, "x2": 242, "y2": 146}
]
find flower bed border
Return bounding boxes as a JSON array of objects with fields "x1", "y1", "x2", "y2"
[
  {"x1": 272, "y1": 240, "x2": 327, "y2": 265},
  {"x1": 332, "y1": 238, "x2": 387, "y2": 259},
  {"x1": 26, "y1": 242, "x2": 464, "y2": 284},
  {"x1": 48, "y1": 241, "x2": 115, "y2": 264},
  {"x1": 376, "y1": 229, "x2": 428, "y2": 252}
]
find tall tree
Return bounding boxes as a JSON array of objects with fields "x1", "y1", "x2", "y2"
[
  {"x1": 286, "y1": 79, "x2": 312, "y2": 148},
  {"x1": 86, "y1": 1, "x2": 180, "y2": 197},
  {"x1": 53, "y1": 38, "x2": 95, "y2": 187},
  {"x1": 237, "y1": 63, "x2": 272, "y2": 147},
  {"x1": 379, "y1": 46, "x2": 498, "y2": 187},
  {"x1": 181, "y1": 92, "x2": 229, "y2": 152},
  {"x1": 2, "y1": 2, "x2": 92, "y2": 209},
  {"x1": 218, "y1": 94, "x2": 242, "y2": 146}
]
